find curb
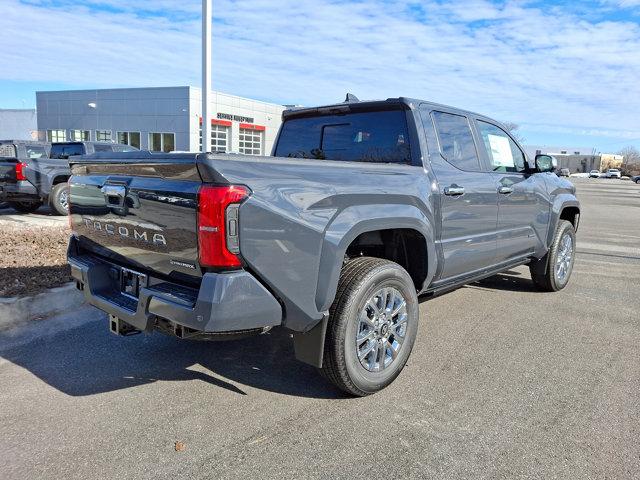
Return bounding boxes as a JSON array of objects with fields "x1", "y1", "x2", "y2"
[{"x1": 0, "y1": 282, "x2": 85, "y2": 331}]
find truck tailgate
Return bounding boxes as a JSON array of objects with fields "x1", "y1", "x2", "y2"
[
  {"x1": 69, "y1": 153, "x2": 202, "y2": 280},
  {"x1": 0, "y1": 157, "x2": 18, "y2": 184}
]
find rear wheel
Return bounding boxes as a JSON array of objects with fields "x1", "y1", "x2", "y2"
[
  {"x1": 319, "y1": 257, "x2": 419, "y2": 396},
  {"x1": 529, "y1": 220, "x2": 576, "y2": 292},
  {"x1": 49, "y1": 182, "x2": 70, "y2": 216},
  {"x1": 8, "y1": 200, "x2": 42, "y2": 214}
]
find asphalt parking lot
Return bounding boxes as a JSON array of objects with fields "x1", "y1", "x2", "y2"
[{"x1": 1, "y1": 178, "x2": 638, "y2": 479}]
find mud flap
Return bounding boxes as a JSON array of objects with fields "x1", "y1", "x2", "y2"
[{"x1": 292, "y1": 314, "x2": 329, "y2": 368}]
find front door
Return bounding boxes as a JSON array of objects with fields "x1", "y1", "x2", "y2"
[
  {"x1": 473, "y1": 119, "x2": 548, "y2": 263},
  {"x1": 421, "y1": 109, "x2": 500, "y2": 282}
]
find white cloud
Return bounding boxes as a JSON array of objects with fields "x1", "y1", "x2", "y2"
[
  {"x1": 1, "y1": 0, "x2": 640, "y2": 144},
  {"x1": 605, "y1": 1, "x2": 640, "y2": 8}
]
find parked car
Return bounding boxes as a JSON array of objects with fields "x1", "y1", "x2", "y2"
[
  {"x1": 632, "y1": 175, "x2": 640, "y2": 184},
  {"x1": 605, "y1": 168, "x2": 622, "y2": 179},
  {"x1": 558, "y1": 168, "x2": 571, "y2": 177},
  {"x1": 589, "y1": 170, "x2": 600, "y2": 178},
  {"x1": 67, "y1": 96, "x2": 580, "y2": 396},
  {"x1": 0, "y1": 141, "x2": 137, "y2": 215}
]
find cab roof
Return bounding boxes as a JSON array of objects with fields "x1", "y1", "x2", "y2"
[{"x1": 282, "y1": 96, "x2": 492, "y2": 123}]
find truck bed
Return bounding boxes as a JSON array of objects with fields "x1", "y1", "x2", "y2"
[{"x1": 69, "y1": 150, "x2": 432, "y2": 332}]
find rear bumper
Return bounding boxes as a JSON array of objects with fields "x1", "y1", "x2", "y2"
[
  {"x1": 0, "y1": 181, "x2": 39, "y2": 202},
  {"x1": 67, "y1": 237, "x2": 282, "y2": 335}
]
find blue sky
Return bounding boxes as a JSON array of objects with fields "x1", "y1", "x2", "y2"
[{"x1": 1, "y1": 0, "x2": 640, "y2": 151}]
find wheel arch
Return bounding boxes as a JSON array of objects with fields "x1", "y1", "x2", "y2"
[
  {"x1": 548, "y1": 196, "x2": 580, "y2": 247},
  {"x1": 315, "y1": 204, "x2": 437, "y2": 314},
  {"x1": 51, "y1": 174, "x2": 70, "y2": 186}
]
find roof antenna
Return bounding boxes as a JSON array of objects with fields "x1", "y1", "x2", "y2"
[{"x1": 344, "y1": 93, "x2": 359, "y2": 103}]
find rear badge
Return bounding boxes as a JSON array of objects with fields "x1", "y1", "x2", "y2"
[{"x1": 170, "y1": 260, "x2": 197, "y2": 270}]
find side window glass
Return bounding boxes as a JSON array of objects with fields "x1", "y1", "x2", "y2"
[
  {"x1": 431, "y1": 111, "x2": 480, "y2": 172},
  {"x1": 25, "y1": 146, "x2": 46, "y2": 159},
  {"x1": 476, "y1": 120, "x2": 526, "y2": 173}
]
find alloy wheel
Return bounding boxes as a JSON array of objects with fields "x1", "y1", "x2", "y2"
[{"x1": 355, "y1": 287, "x2": 408, "y2": 372}]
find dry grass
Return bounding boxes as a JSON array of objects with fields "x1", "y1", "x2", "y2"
[{"x1": 0, "y1": 226, "x2": 71, "y2": 297}]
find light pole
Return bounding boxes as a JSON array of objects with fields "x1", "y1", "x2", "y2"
[{"x1": 202, "y1": 0, "x2": 212, "y2": 153}]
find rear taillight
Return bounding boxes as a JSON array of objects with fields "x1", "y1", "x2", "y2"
[
  {"x1": 15, "y1": 162, "x2": 27, "y2": 181},
  {"x1": 197, "y1": 185, "x2": 249, "y2": 268}
]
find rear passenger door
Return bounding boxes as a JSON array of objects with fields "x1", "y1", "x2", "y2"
[
  {"x1": 420, "y1": 108, "x2": 499, "y2": 282},
  {"x1": 473, "y1": 119, "x2": 548, "y2": 263}
]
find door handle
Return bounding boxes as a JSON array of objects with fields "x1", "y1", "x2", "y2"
[
  {"x1": 498, "y1": 186, "x2": 514, "y2": 195},
  {"x1": 444, "y1": 185, "x2": 465, "y2": 196}
]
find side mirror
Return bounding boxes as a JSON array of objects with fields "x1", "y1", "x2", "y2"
[{"x1": 535, "y1": 154, "x2": 557, "y2": 173}]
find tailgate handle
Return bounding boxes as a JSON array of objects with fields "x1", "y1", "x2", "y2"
[{"x1": 101, "y1": 185, "x2": 126, "y2": 207}]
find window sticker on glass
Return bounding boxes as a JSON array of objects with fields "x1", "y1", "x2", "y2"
[
  {"x1": 354, "y1": 131, "x2": 371, "y2": 143},
  {"x1": 487, "y1": 134, "x2": 515, "y2": 168}
]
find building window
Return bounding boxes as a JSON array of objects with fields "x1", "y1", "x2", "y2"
[
  {"x1": 199, "y1": 124, "x2": 230, "y2": 152},
  {"x1": 96, "y1": 130, "x2": 112, "y2": 142},
  {"x1": 47, "y1": 129, "x2": 66, "y2": 142},
  {"x1": 149, "y1": 132, "x2": 175, "y2": 152},
  {"x1": 70, "y1": 130, "x2": 90, "y2": 141},
  {"x1": 239, "y1": 128, "x2": 263, "y2": 155},
  {"x1": 117, "y1": 131, "x2": 141, "y2": 149}
]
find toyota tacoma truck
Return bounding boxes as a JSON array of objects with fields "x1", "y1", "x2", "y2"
[
  {"x1": 0, "y1": 140, "x2": 137, "y2": 215},
  {"x1": 0, "y1": 140, "x2": 51, "y2": 213},
  {"x1": 67, "y1": 96, "x2": 580, "y2": 396}
]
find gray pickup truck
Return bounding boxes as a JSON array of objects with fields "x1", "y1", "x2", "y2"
[
  {"x1": 0, "y1": 140, "x2": 52, "y2": 213},
  {"x1": 0, "y1": 140, "x2": 136, "y2": 215},
  {"x1": 67, "y1": 96, "x2": 579, "y2": 396}
]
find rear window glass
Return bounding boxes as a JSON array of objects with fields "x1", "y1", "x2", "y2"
[
  {"x1": 274, "y1": 109, "x2": 412, "y2": 164},
  {"x1": 0, "y1": 144, "x2": 17, "y2": 157},
  {"x1": 50, "y1": 144, "x2": 84, "y2": 159},
  {"x1": 93, "y1": 144, "x2": 113, "y2": 152}
]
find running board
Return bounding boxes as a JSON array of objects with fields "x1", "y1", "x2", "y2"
[{"x1": 425, "y1": 258, "x2": 530, "y2": 297}]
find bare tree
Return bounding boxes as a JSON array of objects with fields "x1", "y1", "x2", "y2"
[
  {"x1": 503, "y1": 122, "x2": 525, "y2": 144},
  {"x1": 617, "y1": 145, "x2": 640, "y2": 166},
  {"x1": 616, "y1": 146, "x2": 640, "y2": 175}
]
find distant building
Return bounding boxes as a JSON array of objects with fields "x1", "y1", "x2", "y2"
[
  {"x1": 0, "y1": 109, "x2": 37, "y2": 140},
  {"x1": 36, "y1": 87, "x2": 286, "y2": 155},
  {"x1": 525, "y1": 145, "x2": 628, "y2": 173},
  {"x1": 525, "y1": 145, "x2": 600, "y2": 173}
]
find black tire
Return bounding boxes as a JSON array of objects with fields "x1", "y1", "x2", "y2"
[
  {"x1": 319, "y1": 257, "x2": 419, "y2": 396},
  {"x1": 8, "y1": 200, "x2": 42, "y2": 214},
  {"x1": 529, "y1": 220, "x2": 576, "y2": 292},
  {"x1": 49, "y1": 182, "x2": 70, "y2": 216}
]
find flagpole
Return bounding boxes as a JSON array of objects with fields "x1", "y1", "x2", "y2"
[{"x1": 202, "y1": 0, "x2": 212, "y2": 153}]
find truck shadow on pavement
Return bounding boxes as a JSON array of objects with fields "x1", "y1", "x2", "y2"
[
  {"x1": 0, "y1": 312, "x2": 347, "y2": 399},
  {"x1": 466, "y1": 270, "x2": 540, "y2": 293},
  {"x1": 1, "y1": 271, "x2": 539, "y2": 399}
]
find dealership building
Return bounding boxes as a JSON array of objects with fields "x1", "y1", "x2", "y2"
[{"x1": 36, "y1": 86, "x2": 287, "y2": 155}]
